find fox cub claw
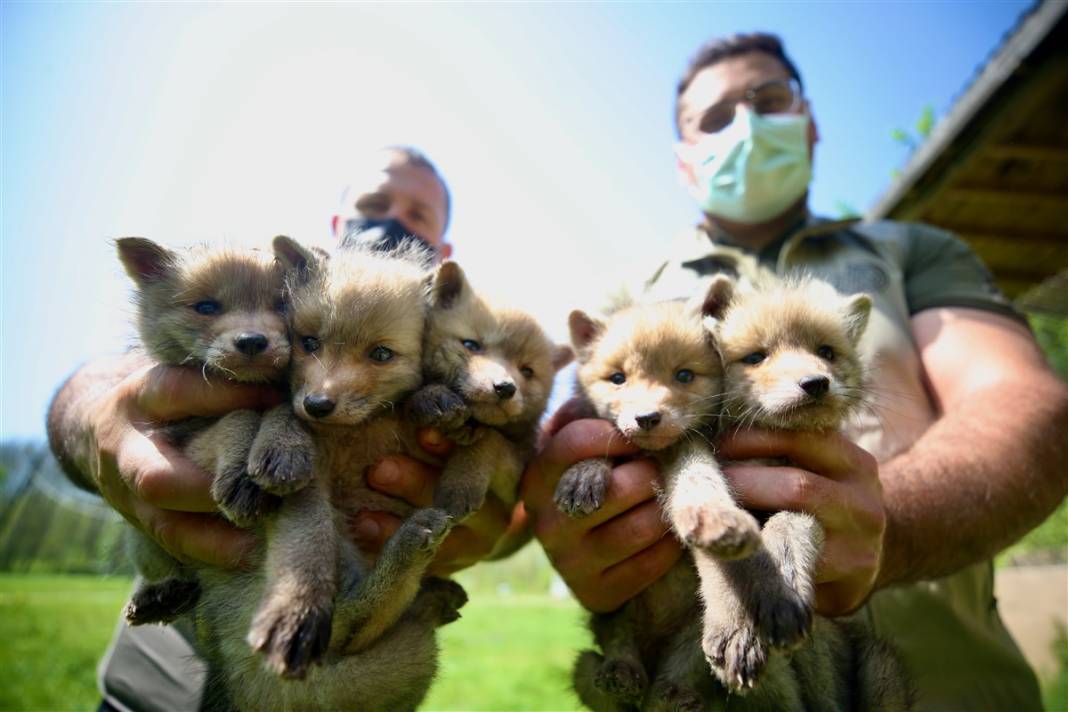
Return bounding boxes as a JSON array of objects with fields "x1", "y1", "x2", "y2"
[
  {"x1": 679, "y1": 505, "x2": 760, "y2": 560},
  {"x1": 408, "y1": 384, "x2": 470, "y2": 433},
  {"x1": 124, "y1": 578, "x2": 201, "y2": 626},
  {"x1": 213, "y1": 467, "x2": 281, "y2": 528},
  {"x1": 595, "y1": 657, "x2": 648, "y2": 704},
  {"x1": 703, "y1": 619, "x2": 767, "y2": 693},
  {"x1": 248, "y1": 602, "x2": 333, "y2": 679},
  {"x1": 554, "y1": 459, "x2": 611, "y2": 517},
  {"x1": 401, "y1": 508, "x2": 453, "y2": 557},
  {"x1": 247, "y1": 434, "x2": 315, "y2": 496}
]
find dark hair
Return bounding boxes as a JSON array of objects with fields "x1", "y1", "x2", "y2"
[
  {"x1": 675, "y1": 33, "x2": 804, "y2": 133},
  {"x1": 383, "y1": 145, "x2": 452, "y2": 232}
]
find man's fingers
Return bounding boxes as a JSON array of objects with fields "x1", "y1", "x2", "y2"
[
  {"x1": 136, "y1": 364, "x2": 282, "y2": 421},
  {"x1": 415, "y1": 428, "x2": 454, "y2": 457},
  {"x1": 134, "y1": 503, "x2": 258, "y2": 569},
  {"x1": 544, "y1": 397, "x2": 598, "y2": 437},
  {"x1": 350, "y1": 511, "x2": 402, "y2": 556},
  {"x1": 718, "y1": 429, "x2": 863, "y2": 480},
  {"x1": 584, "y1": 499, "x2": 675, "y2": 568},
  {"x1": 724, "y1": 463, "x2": 833, "y2": 518},
  {"x1": 523, "y1": 420, "x2": 640, "y2": 506},
  {"x1": 115, "y1": 429, "x2": 219, "y2": 512},
  {"x1": 366, "y1": 456, "x2": 437, "y2": 507},
  {"x1": 586, "y1": 536, "x2": 682, "y2": 613}
]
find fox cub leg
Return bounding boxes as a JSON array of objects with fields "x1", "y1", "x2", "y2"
[
  {"x1": 187, "y1": 410, "x2": 280, "y2": 527},
  {"x1": 587, "y1": 607, "x2": 648, "y2": 706},
  {"x1": 663, "y1": 441, "x2": 759, "y2": 559},
  {"x1": 247, "y1": 404, "x2": 315, "y2": 495},
  {"x1": 435, "y1": 429, "x2": 522, "y2": 521},
  {"x1": 247, "y1": 480, "x2": 338, "y2": 679},
  {"x1": 337, "y1": 507, "x2": 452, "y2": 652}
]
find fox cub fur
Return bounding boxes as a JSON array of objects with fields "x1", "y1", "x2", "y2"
[
  {"x1": 561, "y1": 276, "x2": 911, "y2": 711},
  {"x1": 115, "y1": 238, "x2": 313, "y2": 627}
]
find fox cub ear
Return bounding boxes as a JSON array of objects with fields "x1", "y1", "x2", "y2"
[
  {"x1": 694, "y1": 274, "x2": 734, "y2": 321},
  {"x1": 844, "y1": 293, "x2": 872, "y2": 346},
  {"x1": 568, "y1": 310, "x2": 605, "y2": 359},
  {"x1": 431, "y1": 261, "x2": 470, "y2": 309},
  {"x1": 552, "y1": 344, "x2": 574, "y2": 372},
  {"x1": 116, "y1": 237, "x2": 175, "y2": 286},
  {"x1": 272, "y1": 235, "x2": 322, "y2": 285}
]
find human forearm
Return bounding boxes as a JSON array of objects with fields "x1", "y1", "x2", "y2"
[
  {"x1": 877, "y1": 374, "x2": 1068, "y2": 587},
  {"x1": 47, "y1": 352, "x2": 149, "y2": 492}
]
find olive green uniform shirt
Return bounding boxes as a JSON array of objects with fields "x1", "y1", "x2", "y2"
[{"x1": 641, "y1": 216, "x2": 1041, "y2": 711}]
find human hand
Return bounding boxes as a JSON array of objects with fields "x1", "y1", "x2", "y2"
[
  {"x1": 718, "y1": 429, "x2": 886, "y2": 616},
  {"x1": 351, "y1": 429, "x2": 514, "y2": 576},
  {"x1": 519, "y1": 398, "x2": 683, "y2": 613},
  {"x1": 90, "y1": 360, "x2": 279, "y2": 568}
]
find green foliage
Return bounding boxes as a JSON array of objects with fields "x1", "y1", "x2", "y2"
[
  {"x1": 915, "y1": 105, "x2": 935, "y2": 139},
  {"x1": 834, "y1": 201, "x2": 861, "y2": 219},
  {"x1": 1029, "y1": 312, "x2": 1068, "y2": 381},
  {"x1": 1045, "y1": 623, "x2": 1068, "y2": 712},
  {"x1": 889, "y1": 103, "x2": 937, "y2": 177},
  {"x1": 998, "y1": 496, "x2": 1068, "y2": 566}
]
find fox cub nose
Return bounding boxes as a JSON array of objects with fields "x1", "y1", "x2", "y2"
[
  {"x1": 234, "y1": 332, "x2": 269, "y2": 356},
  {"x1": 800, "y1": 376, "x2": 830, "y2": 398},
  {"x1": 494, "y1": 381, "x2": 517, "y2": 400},
  {"x1": 303, "y1": 394, "x2": 336, "y2": 418},
  {"x1": 635, "y1": 412, "x2": 662, "y2": 431}
]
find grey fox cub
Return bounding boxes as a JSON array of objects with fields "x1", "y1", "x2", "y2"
[
  {"x1": 561, "y1": 276, "x2": 910, "y2": 711},
  {"x1": 193, "y1": 237, "x2": 467, "y2": 711},
  {"x1": 115, "y1": 237, "x2": 312, "y2": 627}
]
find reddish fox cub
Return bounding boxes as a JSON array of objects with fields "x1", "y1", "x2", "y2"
[{"x1": 561, "y1": 275, "x2": 911, "y2": 711}]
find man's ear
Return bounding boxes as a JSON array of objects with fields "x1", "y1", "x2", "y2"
[
  {"x1": 431, "y1": 260, "x2": 469, "y2": 309},
  {"x1": 272, "y1": 235, "x2": 321, "y2": 285},
  {"x1": 439, "y1": 242, "x2": 453, "y2": 261},
  {"x1": 844, "y1": 293, "x2": 872, "y2": 346},
  {"x1": 568, "y1": 310, "x2": 605, "y2": 360},
  {"x1": 804, "y1": 100, "x2": 820, "y2": 156},
  {"x1": 331, "y1": 215, "x2": 340, "y2": 239},
  {"x1": 116, "y1": 237, "x2": 175, "y2": 287},
  {"x1": 551, "y1": 344, "x2": 574, "y2": 372}
]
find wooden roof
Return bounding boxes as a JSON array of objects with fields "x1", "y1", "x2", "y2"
[{"x1": 868, "y1": 0, "x2": 1068, "y2": 313}]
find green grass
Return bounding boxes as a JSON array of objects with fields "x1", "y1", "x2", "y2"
[{"x1": 0, "y1": 571, "x2": 589, "y2": 712}]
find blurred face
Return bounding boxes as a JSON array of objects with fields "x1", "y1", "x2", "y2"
[
  {"x1": 333, "y1": 153, "x2": 452, "y2": 259},
  {"x1": 676, "y1": 52, "x2": 817, "y2": 152}
]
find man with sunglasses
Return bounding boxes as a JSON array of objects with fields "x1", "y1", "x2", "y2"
[{"x1": 521, "y1": 33, "x2": 1066, "y2": 709}]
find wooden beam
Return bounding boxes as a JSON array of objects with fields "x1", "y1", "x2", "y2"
[
  {"x1": 943, "y1": 187, "x2": 1068, "y2": 210},
  {"x1": 984, "y1": 143, "x2": 1068, "y2": 162}
]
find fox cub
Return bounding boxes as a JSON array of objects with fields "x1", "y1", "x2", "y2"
[
  {"x1": 115, "y1": 237, "x2": 313, "y2": 627},
  {"x1": 408, "y1": 260, "x2": 573, "y2": 522},
  {"x1": 194, "y1": 238, "x2": 467, "y2": 711},
  {"x1": 561, "y1": 276, "x2": 910, "y2": 711}
]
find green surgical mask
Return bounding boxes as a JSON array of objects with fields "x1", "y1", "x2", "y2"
[{"x1": 676, "y1": 109, "x2": 812, "y2": 224}]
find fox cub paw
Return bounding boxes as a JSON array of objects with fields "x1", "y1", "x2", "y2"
[
  {"x1": 124, "y1": 578, "x2": 201, "y2": 626},
  {"x1": 595, "y1": 657, "x2": 648, "y2": 704},
  {"x1": 408, "y1": 384, "x2": 470, "y2": 432},
  {"x1": 213, "y1": 465, "x2": 281, "y2": 528},
  {"x1": 554, "y1": 459, "x2": 611, "y2": 517},
  {"x1": 703, "y1": 618, "x2": 767, "y2": 692},
  {"x1": 399, "y1": 508, "x2": 453, "y2": 559},
  {"x1": 755, "y1": 583, "x2": 812, "y2": 651},
  {"x1": 419, "y1": 577, "x2": 469, "y2": 626},
  {"x1": 248, "y1": 600, "x2": 333, "y2": 679},
  {"x1": 678, "y1": 505, "x2": 760, "y2": 560},
  {"x1": 247, "y1": 429, "x2": 315, "y2": 496}
]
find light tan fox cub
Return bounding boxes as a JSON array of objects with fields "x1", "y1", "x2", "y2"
[
  {"x1": 408, "y1": 261, "x2": 573, "y2": 522},
  {"x1": 194, "y1": 237, "x2": 468, "y2": 711},
  {"x1": 115, "y1": 237, "x2": 313, "y2": 627}
]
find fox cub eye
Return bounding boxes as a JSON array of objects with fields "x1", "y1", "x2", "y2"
[
  {"x1": 520, "y1": 366, "x2": 534, "y2": 378},
  {"x1": 609, "y1": 372, "x2": 626, "y2": 385},
  {"x1": 300, "y1": 336, "x2": 321, "y2": 353},
  {"x1": 675, "y1": 369, "x2": 695, "y2": 384},
  {"x1": 817, "y1": 345, "x2": 836, "y2": 361},
  {"x1": 369, "y1": 345, "x2": 395, "y2": 362},
  {"x1": 461, "y1": 339, "x2": 482, "y2": 353},
  {"x1": 741, "y1": 351, "x2": 766, "y2": 366},
  {"x1": 193, "y1": 300, "x2": 221, "y2": 316}
]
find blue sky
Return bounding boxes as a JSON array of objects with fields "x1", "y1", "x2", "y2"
[{"x1": 1, "y1": 1, "x2": 1032, "y2": 440}]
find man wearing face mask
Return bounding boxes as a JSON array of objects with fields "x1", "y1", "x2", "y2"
[
  {"x1": 520, "y1": 33, "x2": 1066, "y2": 709},
  {"x1": 48, "y1": 146, "x2": 511, "y2": 711}
]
